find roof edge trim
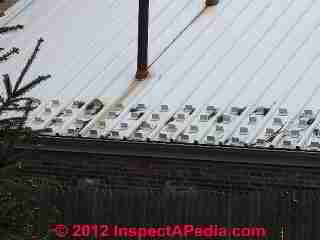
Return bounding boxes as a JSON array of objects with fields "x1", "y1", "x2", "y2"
[{"x1": 15, "y1": 136, "x2": 320, "y2": 168}]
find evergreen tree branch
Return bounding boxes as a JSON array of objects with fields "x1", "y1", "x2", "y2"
[
  {"x1": 0, "y1": 25, "x2": 23, "y2": 34},
  {"x1": 1, "y1": 106, "x2": 32, "y2": 111},
  {"x1": 2, "y1": 74, "x2": 12, "y2": 98},
  {"x1": 13, "y1": 74, "x2": 51, "y2": 98},
  {"x1": 13, "y1": 38, "x2": 44, "y2": 94},
  {"x1": 0, "y1": 47, "x2": 19, "y2": 63},
  {"x1": 0, "y1": 117, "x2": 27, "y2": 129}
]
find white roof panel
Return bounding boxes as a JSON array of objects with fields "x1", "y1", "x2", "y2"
[{"x1": 2, "y1": 0, "x2": 320, "y2": 151}]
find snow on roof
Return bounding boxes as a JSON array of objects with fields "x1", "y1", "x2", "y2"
[{"x1": 1, "y1": 0, "x2": 320, "y2": 151}]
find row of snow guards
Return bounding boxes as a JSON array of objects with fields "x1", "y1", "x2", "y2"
[{"x1": 24, "y1": 98, "x2": 320, "y2": 151}]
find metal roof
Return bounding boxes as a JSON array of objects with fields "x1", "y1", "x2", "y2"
[{"x1": 2, "y1": 0, "x2": 320, "y2": 151}]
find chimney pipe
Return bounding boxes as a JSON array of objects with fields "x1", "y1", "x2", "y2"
[{"x1": 135, "y1": 0, "x2": 150, "y2": 80}]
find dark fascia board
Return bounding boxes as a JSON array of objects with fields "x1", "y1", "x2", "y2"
[{"x1": 14, "y1": 136, "x2": 320, "y2": 168}]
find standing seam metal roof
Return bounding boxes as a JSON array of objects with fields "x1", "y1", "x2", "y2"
[{"x1": 1, "y1": 0, "x2": 320, "y2": 151}]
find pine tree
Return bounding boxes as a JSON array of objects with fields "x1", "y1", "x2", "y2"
[
  {"x1": 0, "y1": 38, "x2": 51, "y2": 137},
  {"x1": 0, "y1": 38, "x2": 61, "y2": 240}
]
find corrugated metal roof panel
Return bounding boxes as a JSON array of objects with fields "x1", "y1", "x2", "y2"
[{"x1": 2, "y1": 0, "x2": 320, "y2": 151}]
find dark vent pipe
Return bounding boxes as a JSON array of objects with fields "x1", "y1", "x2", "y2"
[
  {"x1": 135, "y1": 0, "x2": 150, "y2": 80},
  {"x1": 135, "y1": 0, "x2": 218, "y2": 80}
]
